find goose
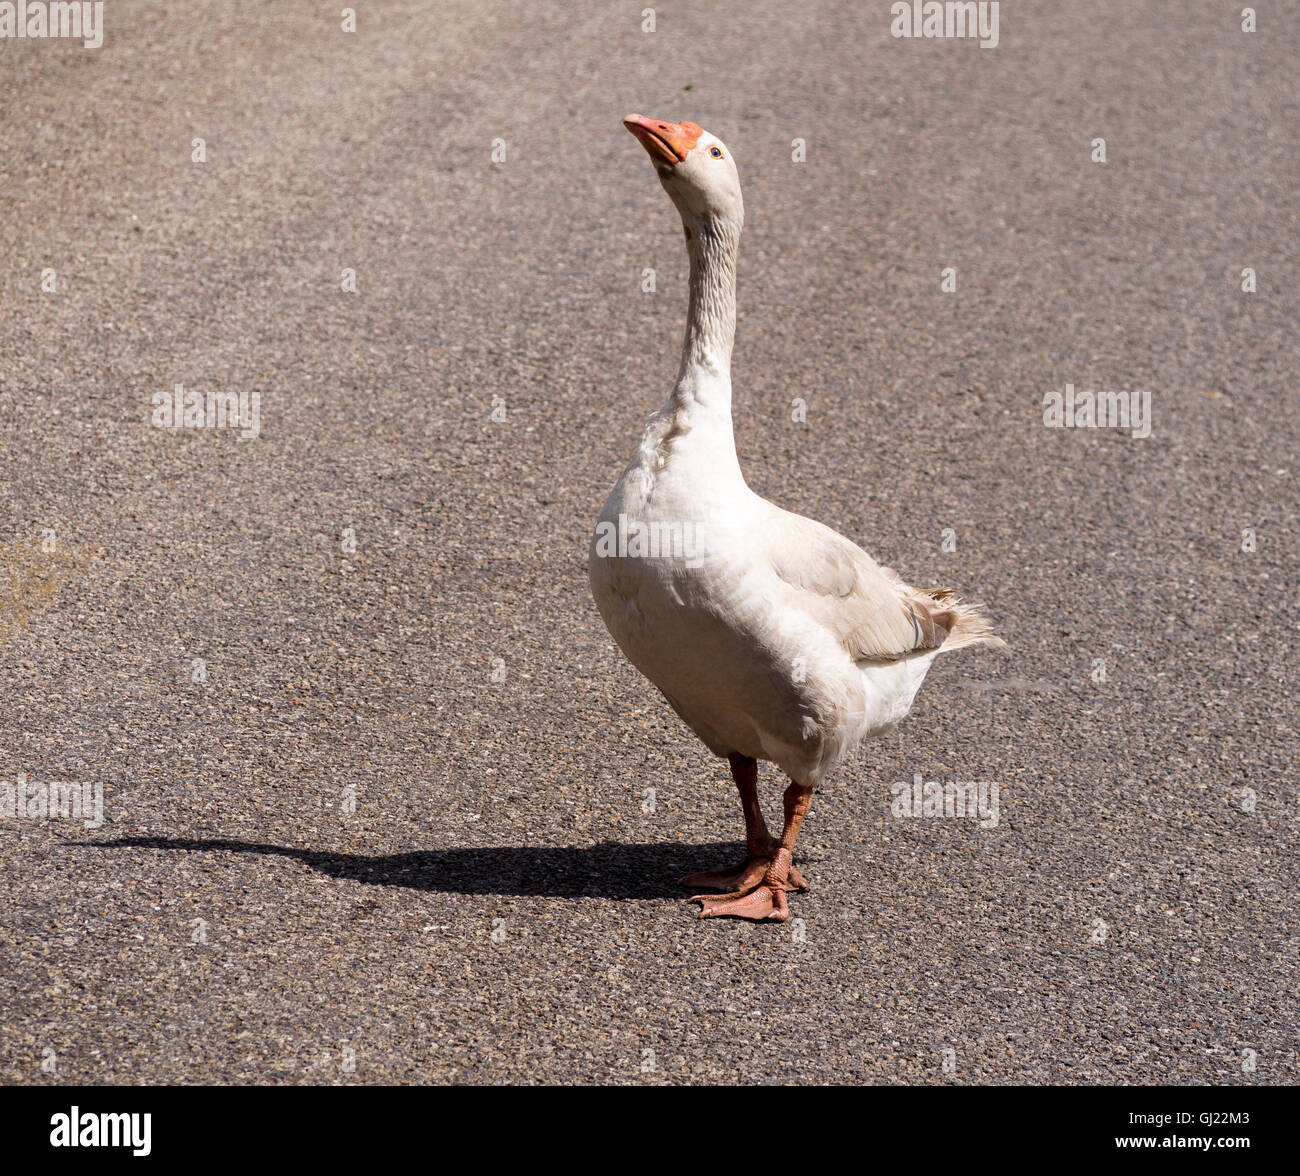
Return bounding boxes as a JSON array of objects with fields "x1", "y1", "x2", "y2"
[{"x1": 589, "y1": 115, "x2": 1004, "y2": 921}]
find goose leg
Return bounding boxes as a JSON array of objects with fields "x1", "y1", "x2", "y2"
[
  {"x1": 691, "y1": 781, "x2": 813, "y2": 921},
  {"x1": 679, "y1": 754, "x2": 808, "y2": 893}
]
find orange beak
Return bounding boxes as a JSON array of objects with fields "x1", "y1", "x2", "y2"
[{"x1": 623, "y1": 114, "x2": 704, "y2": 167}]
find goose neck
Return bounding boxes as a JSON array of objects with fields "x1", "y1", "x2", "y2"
[{"x1": 677, "y1": 213, "x2": 741, "y2": 384}]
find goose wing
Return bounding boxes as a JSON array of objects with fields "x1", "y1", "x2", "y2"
[{"x1": 762, "y1": 505, "x2": 955, "y2": 661}]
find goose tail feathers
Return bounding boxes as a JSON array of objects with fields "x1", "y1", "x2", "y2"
[{"x1": 916, "y1": 587, "x2": 1007, "y2": 654}]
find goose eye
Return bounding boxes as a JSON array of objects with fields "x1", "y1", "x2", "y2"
[{"x1": 709, "y1": 146, "x2": 723, "y2": 158}]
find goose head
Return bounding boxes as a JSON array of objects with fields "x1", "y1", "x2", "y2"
[{"x1": 623, "y1": 114, "x2": 744, "y2": 231}]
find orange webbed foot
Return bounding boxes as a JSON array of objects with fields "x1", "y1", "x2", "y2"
[
  {"x1": 679, "y1": 856, "x2": 807, "y2": 893},
  {"x1": 689, "y1": 882, "x2": 790, "y2": 921}
]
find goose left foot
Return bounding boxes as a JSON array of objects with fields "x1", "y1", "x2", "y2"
[{"x1": 690, "y1": 881, "x2": 790, "y2": 921}]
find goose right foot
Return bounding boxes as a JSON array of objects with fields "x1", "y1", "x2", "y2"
[{"x1": 678, "y1": 855, "x2": 808, "y2": 894}]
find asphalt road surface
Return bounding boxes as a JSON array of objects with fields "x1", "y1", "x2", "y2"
[{"x1": 1, "y1": 1, "x2": 1296, "y2": 1085}]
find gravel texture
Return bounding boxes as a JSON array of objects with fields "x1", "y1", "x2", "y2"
[{"x1": 0, "y1": 1, "x2": 1296, "y2": 1084}]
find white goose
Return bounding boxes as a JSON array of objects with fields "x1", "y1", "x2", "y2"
[{"x1": 590, "y1": 115, "x2": 1003, "y2": 921}]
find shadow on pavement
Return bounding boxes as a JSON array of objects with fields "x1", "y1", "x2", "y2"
[{"x1": 73, "y1": 837, "x2": 743, "y2": 900}]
